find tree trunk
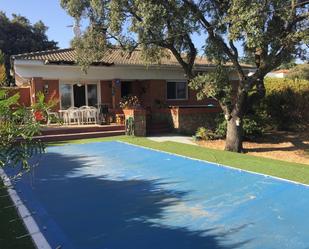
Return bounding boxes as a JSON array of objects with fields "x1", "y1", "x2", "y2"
[{"x1": 224, "y1": 115, "x2": 243, "y2": 152}]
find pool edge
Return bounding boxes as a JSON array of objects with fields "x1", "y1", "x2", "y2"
[
  {"x1": 0, "y1": 168, "x2": 52, "y2": 249},
  {"x1": 117, "y1": 140, "x2": 309, "y2": 188}
]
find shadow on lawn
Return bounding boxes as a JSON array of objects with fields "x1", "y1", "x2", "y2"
[
  {"x1": 12, "y1": 152, "x2": 252, "y2": 249},
  {"x1": 244, "y1": 130, "x2": 309, "y2": 154}
]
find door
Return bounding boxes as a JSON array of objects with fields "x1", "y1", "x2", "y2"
[
  {"x1": 73, "y1": 84, "x2": 86, "y2": 107},
  {"x1": 121, "y1": 81, "x2": 133, "y2": 98}
]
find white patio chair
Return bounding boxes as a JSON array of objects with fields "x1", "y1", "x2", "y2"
[
  {"x1": 47, "y1": 111, "x2": 59, "y2": 125},
  {"x1": 79, "y1": 106, "x2": 90, "y2": 125},
  {"x1": 67, "y1": 107, "x2": 80, "y2": 125},
  {"x1": 86, "y1": 106, "x2": 98, "y2": 124}
]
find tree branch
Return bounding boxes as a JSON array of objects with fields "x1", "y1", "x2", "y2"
[{"x1": 183, "y1": 0, "x2": 246, "y2": 81}]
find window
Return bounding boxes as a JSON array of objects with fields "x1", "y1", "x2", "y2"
[
  {"x1": 60, "y1": 84, "x2": 72, "y2": 109},
  {"x1": 167, "y1": 81, "x2": 187, "y2": 100},
  {"x1": 87, "y1": 84, "x2": 98, "y2": 106}
]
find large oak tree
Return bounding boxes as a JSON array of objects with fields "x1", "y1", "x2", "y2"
[{"x1": 61, "y1": 0, "x2": 309, "y2": 152}]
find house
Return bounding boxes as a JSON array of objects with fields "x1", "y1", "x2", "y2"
[
  {"x1": 11, "y1": 48, "x2": 254, "y2": 134},
  {"x1": 266, "y1": 69, "x2": 290, "y2": 78}
]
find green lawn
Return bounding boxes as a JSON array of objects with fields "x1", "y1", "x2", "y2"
[{"x1": 1, "y1": 135, "x2": 309, "y2": 249}]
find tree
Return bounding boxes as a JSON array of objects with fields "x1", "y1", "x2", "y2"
[
  {"x1": 60, "y1": 0, "x2": 309, "y2": 152},
  {"x1": 0, "y1": 12, "x2": 58, "y2": 83},
  {"x1": 288, "y1": 63, "x2": 309, "y2": 80},
  {"x1": 0, "y1": 89, "x2": 44, "y2": 174}
]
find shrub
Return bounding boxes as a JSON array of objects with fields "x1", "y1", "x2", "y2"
[
  {"x1": 32, "y1": 92, "x2": 58, "y2": 123},
  {"x1": 242, "y1": 116, "x2": 264, "y2": 139},
  {"x1": 214, "y1": 114, "x2": 264, "y2": 140},
  {"x1": 263, "y1": 78, "x2": 309, "y2": 130},
  {"x1": 195, "y1": 127, "x2": 216, "y2": 140},
  {"x1": 214, "y1": 115, "x2": 227, "y2": 138},
  {"x1": 264, "y1": 77, "x2": 309, "y2": 93},
  {"x1": 287, "y1": 64, "x2": 309, "y2": 81},
  {"x1": 119, "y1": 95, "x2": 140, "y2": 109}
]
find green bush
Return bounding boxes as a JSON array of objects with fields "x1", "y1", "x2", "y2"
[
  {"x1": 215, "y1": 115, "x2": 227, "y2": 138},
  {"x1": 264, "y1": 77, "x2": 309, "y2": 93},
  {"x1": 287, "y1": 64, "x2": 309, "y2": 81},
  {"x1": 264, "y1": 78, "x2": 309, "y2": 130},
  {"x1": 242, "y1": 116, "x2": 264, "y2": 139},
  {"x1": 195, "y1": 127, "x2": 216, "y2": 140},
  {"x1": 214, "y1": 114, "x2": 264, "y2": 140}
]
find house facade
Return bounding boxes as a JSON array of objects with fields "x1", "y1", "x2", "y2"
[{"x1": 12, "y1": 48, "x2": 254, "y2": 134}]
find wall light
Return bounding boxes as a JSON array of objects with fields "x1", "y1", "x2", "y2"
[{"x1": 43, "y1": 84, "x2": 49, "y2": 94}]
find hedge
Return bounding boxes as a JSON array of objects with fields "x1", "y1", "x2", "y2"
[{"x1": 263, "y1": 78, "x2": 309, "y2": 130}]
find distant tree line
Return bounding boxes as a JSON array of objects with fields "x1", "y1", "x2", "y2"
[{"x1": 0, "y1": 12, "x2": 58, "y2": 85}]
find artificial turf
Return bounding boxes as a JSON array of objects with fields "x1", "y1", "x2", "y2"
[
  {"x1": 0, "y1": 182, "x2": 35, "y2": 249},
  {"x1": 1, "y1": 135, "x2": 309, "y2": 249}
]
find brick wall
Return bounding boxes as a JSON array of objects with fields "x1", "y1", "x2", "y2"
[
  {"x1": 151, "y1": 107, "x2": 220, "y2": 135},
  {"x1": 30, "y1": 78, "x2": 60, "y2": 110},
  {"x1": 172, "y1": 107, "x2": 219, "y2": 135},
  {"x1": 136, "y1": 79, "x2": 218, "y2": 108},
  {"x1": 100, "y1": 80, "x2": 113, "y2": 107},
  {"x1": 43, "y1": 79, "x2": 60, "y2": 110},
  {"x1": 3, "y1": 87, "x2": 31, "y2": 107}
]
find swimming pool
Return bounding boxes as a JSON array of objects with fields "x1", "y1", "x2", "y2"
[{"x1": 5, "y1": 141, "x2": 309, "y2": 249}]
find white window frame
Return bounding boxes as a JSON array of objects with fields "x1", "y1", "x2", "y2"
[
  {"x1": 166, "y1": 81, "x2": 188, "y2": 101},
  {"x1": 59, "y1": 81, "x2": 100, "y2": 109}
]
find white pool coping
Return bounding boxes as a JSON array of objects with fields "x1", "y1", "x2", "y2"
[
  {"x1": 0, "y1": 168, "x2": 51, "y2": 249},
  {"x1": 117, "y1": 140, "x2": 309, "y2": 189}
]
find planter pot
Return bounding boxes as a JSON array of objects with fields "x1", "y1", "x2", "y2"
[{"x1": 122, "y1": 108, "x2": 146, "y2": 136}]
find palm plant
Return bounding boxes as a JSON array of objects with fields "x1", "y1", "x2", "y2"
[{"x1": 0, "y1": 89, "x2": 44, "y2": 174}]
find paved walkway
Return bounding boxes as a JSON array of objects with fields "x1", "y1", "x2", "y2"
[{"x1": 147, "y1": 135, "x2": 197, "y2": 145}]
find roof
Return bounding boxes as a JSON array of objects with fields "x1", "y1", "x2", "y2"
[
  {"x1": 271, "y1": 69, "x2": 290, "y2": 74},
  {"x1": 12, "y1": 48, "x2": 254, "y2": 68}
]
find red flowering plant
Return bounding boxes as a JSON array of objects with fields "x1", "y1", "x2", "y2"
[
  {"x1": 119, "y1": 95, "x2": 141, "y2": 109},
  {"x1": 34, "y1": 110, "x2": 44, "y2": 121},
  {"x1": 32, "y1": 92, "x2": 58, "y2": 124}
]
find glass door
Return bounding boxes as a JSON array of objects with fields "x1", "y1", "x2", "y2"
[
  {"x1": 60, "y1": 84, "x2": 73, "y2": 109},
  {"x1": 87, "y1": 84, "x2": 98, "y2": 107},
  {"x1": 60, "y1": 82, "x2": 98, "y2": 109}
]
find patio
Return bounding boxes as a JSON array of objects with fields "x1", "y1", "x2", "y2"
[{"x1": 47, "y1": 105, "x2": 125, "y2": 126}]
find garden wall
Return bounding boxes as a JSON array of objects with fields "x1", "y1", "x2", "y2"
[{"x1": 151, "y1": 107, "x2": 220, "y2": 135}]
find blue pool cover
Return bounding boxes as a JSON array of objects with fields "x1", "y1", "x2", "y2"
[{"x1": 6, "y1": 141, "x2": 309, "y2": 249}]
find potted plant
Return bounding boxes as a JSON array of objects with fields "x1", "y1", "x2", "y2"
[
  {"x1": 119, "y1": 95, "x2": 142, "y2": 116},
  {"x1": 120, "y1": 95, "x2": 146, "y2": 136}
]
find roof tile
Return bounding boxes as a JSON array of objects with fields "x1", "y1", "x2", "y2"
[{"x1": 12, "y1": 48, "x2": 253, "y2": 68}]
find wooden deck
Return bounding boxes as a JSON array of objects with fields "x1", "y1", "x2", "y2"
[{"x1": 35, "y1": 124, "x2": 125, "y2": 142}]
